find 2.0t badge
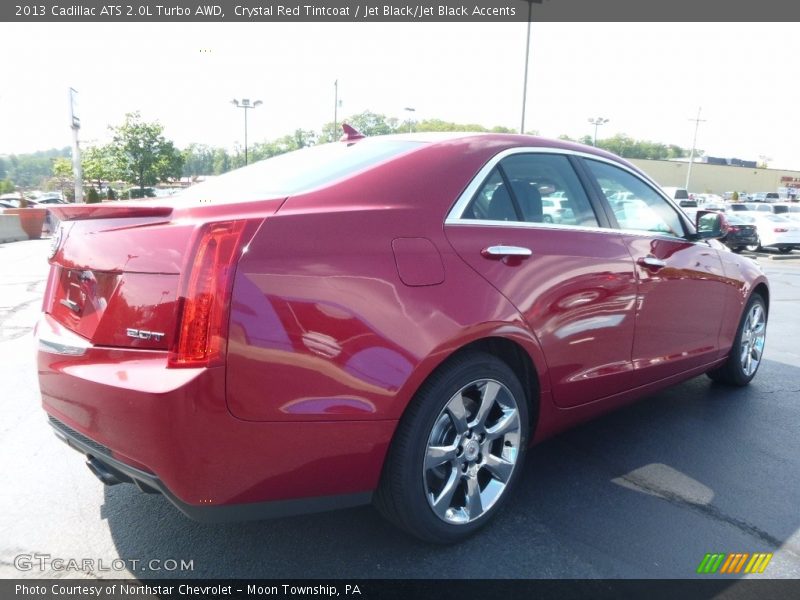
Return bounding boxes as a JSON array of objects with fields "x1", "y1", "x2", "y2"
[{"x1": 126, "y1": 329, "x2": 165, "y2": 342}]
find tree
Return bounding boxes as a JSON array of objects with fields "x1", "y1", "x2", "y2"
[
  {"x1": 320, "y1": 111, "x2": 399, "y2": 141},
  {"x1": 108, "y1": 112, "x2": 184, "y2": 193},
  {"x1": 51, "y1": 157, "x2": 73, "y2": 198},
  {"x1": 182, "y1": 143, "x2": 216, "y2": 177},
  {"x1": 82, "y1": 145, "x2": 118, "y2": 189}
]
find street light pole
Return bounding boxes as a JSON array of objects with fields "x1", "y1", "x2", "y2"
[
  {"x1": 685, "y1": 107, "x2": 706, "y2": 190},
  {"x1": 404, "y1": 107, "x2": 416, "y2": 133},
  {"x1": 587, "y1": 117, "x2": 609, "y2": 146},
  {"x1": 333, "y1": 80, "x2": 338, "y2": 141},
  {"x1": 231, "y1": 98, "x2": 262, "y2": 166},
  {"x1": 520, "y1": 0, "x2": 543, "y2": 134},
  {"x1": 68, "y1": 87, "x2": 83, "y2": 203}
]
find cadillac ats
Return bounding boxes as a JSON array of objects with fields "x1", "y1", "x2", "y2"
[{"x1": 37, "y1": 133, "x2": 769, "y2": 543}]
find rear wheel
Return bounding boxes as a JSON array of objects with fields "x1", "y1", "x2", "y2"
[
  {"x1": 745, "y1": 244, "x2": 761, "y2": 252},
  {"x1": 375, "y1": 352, "x2": 529, "y2": 543},
  {"x1": 707, "y1": 293, "x2": 767, "y2": 386}
]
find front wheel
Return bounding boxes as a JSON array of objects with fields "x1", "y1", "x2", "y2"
[
  {"x1": 374, "y1": 352, "x2": 530, "y2": 543},
  {"x1": 707, "y1": 293, "x2": 767, "y2": 386}
]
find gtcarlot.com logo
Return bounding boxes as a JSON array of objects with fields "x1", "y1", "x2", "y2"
[
  {"x1": 696, "y1": 552, "x2": 773, "y2": 574},
  {"x1": 14, "y1": 553, "x2": 194, "y2": 573}
]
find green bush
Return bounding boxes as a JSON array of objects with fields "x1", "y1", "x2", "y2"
[{"x1": 86, "y1": 187, "x2": 101, "y2": 204}]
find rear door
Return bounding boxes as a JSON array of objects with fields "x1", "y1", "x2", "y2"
[
  {"x1": 445, "y1": 149, "x2": 638, "y2": 408},
  {"x1": 580, "y1": 158, "x2": 730, "y2": 384}
]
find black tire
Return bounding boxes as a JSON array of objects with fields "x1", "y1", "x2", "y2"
[
  {"x1": 707, "y1": 293, "x2": 767, "y2": 386},
  {"x1": 745, "y1": 244, "x2": 761, "y2": 252},
  {"x1": 374, "y1": 351, "x2": 530, "y2": 544},
  {"x1": 778, "y1": 247, "x2": 793, "y2": 254}
]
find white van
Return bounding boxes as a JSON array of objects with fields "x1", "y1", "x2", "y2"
[{"x1": 660, "y1": 186, "x2": 694, "y2": 207}]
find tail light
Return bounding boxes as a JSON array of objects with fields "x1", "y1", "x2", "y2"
[
  {"x1": 169, "y1": 220, "x2": 259, "y2": 368},
  {"x1": 728, "y1": 226, "x2": 739, "y2": 233},
  {"x1": 774, "y1": 227, "x2": 789, "y2": 233}
]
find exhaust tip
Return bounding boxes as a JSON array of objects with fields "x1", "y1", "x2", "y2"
[{"x1": 85, "y1": 456, "x2": 123, "y2": 486}]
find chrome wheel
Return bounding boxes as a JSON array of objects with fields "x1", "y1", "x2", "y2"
[
  {"x1": 423, "y1": 379, "x2": 521, "y2": 525},
  {"x1": 739, "y1": 302, "x2": 766, "y2": 377}
]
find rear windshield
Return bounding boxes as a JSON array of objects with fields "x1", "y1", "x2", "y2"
[
  {"x1": 174, "y1": 139, "x2": 422, "y2": 203},
  {"x1": 773, "y1": 205, "x2": 789, "y2": 214},
  {"x1": 674, "y1": 189, "x2": 690, "y2": 200},
  {"x1": 766, "y1": 193, "x2": 780, "y2": 199}
]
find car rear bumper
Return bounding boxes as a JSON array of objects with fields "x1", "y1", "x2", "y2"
[
  {"x1": 47, "y1": 415, "x2": 372, "y2": 522},
  {"x1": 37, "y1": 314, "x2": 394, "y2": 520}
]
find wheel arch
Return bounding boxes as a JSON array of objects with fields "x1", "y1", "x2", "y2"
[
  {"x1": 391, "y1": 331, "x2": 546, "y2": 445},
  {"x1": 752, "y1": 282, "x2": 770, "y2": 314}
]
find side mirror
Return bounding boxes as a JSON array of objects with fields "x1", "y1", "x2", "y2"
[{"x1": 694, "y1": 210, "x2": 727, "y2": 240}]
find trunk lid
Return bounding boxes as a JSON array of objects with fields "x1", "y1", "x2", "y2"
[{"x1": 43, "y1": 200, "x2": 280, "y2": 351}]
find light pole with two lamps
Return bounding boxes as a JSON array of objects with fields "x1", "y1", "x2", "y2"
[
  {"x1": 404, "y1": 107, "x2": 416, "y2": 133},
  {"x1": 588, "y1": 117, "x2": 609, "y2": 146},
  {"x1": 231, "y1": 98, "x2": 262, "y2": 165}
]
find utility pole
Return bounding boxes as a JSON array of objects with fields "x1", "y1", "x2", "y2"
[{"x1": 685, "y1": 107, "x2": 706, "y2": 190}]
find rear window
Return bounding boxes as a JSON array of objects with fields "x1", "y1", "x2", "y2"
[
  {"x1": 766, "y1": 193, "x2": 780, "y2": 200},
  {"x1": 773, "y1": 205, "x2": 789, "y2": 214},
  {"x1": 674, "y1": 189, "x2": 690, "y2": 200},
  {"x1": 174, "y1": 139, "x2": 422, "y2": 203}
]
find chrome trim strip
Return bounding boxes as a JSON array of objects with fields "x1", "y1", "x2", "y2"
[
  {"x1": 38, "y1": 338, "x2": 88, "y2": 356},
  {"x1": 445, "y1": 218, "x2": 621, "y2": 236}
]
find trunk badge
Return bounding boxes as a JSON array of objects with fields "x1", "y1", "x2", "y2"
[{"x1": 126, "y1": 329, "x2": 166, "y2": 342}]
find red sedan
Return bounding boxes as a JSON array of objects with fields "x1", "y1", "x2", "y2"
[{"x1": 38, "y1": 132, "x2": 769, "y2": 543}]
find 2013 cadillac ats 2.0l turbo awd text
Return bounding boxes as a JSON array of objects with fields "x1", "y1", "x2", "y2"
[{"x1": 37, "y1": 132, "x2": 768, "y2": 543}]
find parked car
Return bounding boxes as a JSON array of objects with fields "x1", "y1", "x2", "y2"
[
  {"x1": 661, "y1": 186, "x2": 691, "y2": 205},
  {"x1": 541, "y1": 195, "x2": 575, "y2": 223},
  {"x1": 35, "y1": 197, "x2": 68, "y2": 205},
  {"x1": 38, "y1": 133, "x2": 769, "y2": 543},
  {"x1": 750, "y1": 192, "x2": 780, "y2": 203},
  {"x1": 748, "y1": 203, "x2": 791, "y2": 215},
  {"x1": 720, "y1": 213, "x2": 759, "y2": 253},
  {"x1": 737, "y1": 212, "x2": 800, "y2": 253},
  {"x1": 727, "y1": 203, "x2": 751, "y2": 212}
]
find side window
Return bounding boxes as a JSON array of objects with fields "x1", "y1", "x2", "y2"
[
  {"x1": 585, "y1": 159, "x2": 686, "y2": 237},
  {"x1": 463, "y1": 168, "x2": 517, "y2": 221},
  {"x1": 463, "y1": 153, "x2": 600, "y2": 228}
]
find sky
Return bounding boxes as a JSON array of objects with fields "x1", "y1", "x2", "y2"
[{"x1": 1, "y1": 22, "x2": 797, "y2": 170}]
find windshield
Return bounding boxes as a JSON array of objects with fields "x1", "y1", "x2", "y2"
[{"x1": 174, "y1": 138, "x2": 423, "y2": 203}]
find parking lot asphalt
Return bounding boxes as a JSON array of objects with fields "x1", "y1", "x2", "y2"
[{"x1": 1, "y1": 239, "x2": 799, "y2": 580}]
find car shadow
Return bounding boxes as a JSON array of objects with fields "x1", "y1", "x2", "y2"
[{"x1": 102, "y1": 359, "x2": 800, "y2": 579}]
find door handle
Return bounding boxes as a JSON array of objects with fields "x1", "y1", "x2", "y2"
[
  {"x1": 481, "y1": 245, "x2": 533, "y2": 259},
  {"x1": 637, "y1": 256, "x2": 666, "y2": 270}
]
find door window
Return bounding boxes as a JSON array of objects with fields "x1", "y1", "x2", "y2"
[
  {"x1": 463, "y1": 154, "x2": 600, "y2": 228},
  {"x1": 585, "y1": 160, "x2": 686, "y2": 237}
]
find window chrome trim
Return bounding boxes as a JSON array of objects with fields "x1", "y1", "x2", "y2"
[{"x1": 445, "y1": 146, "x2": 694, "y2": 234}]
